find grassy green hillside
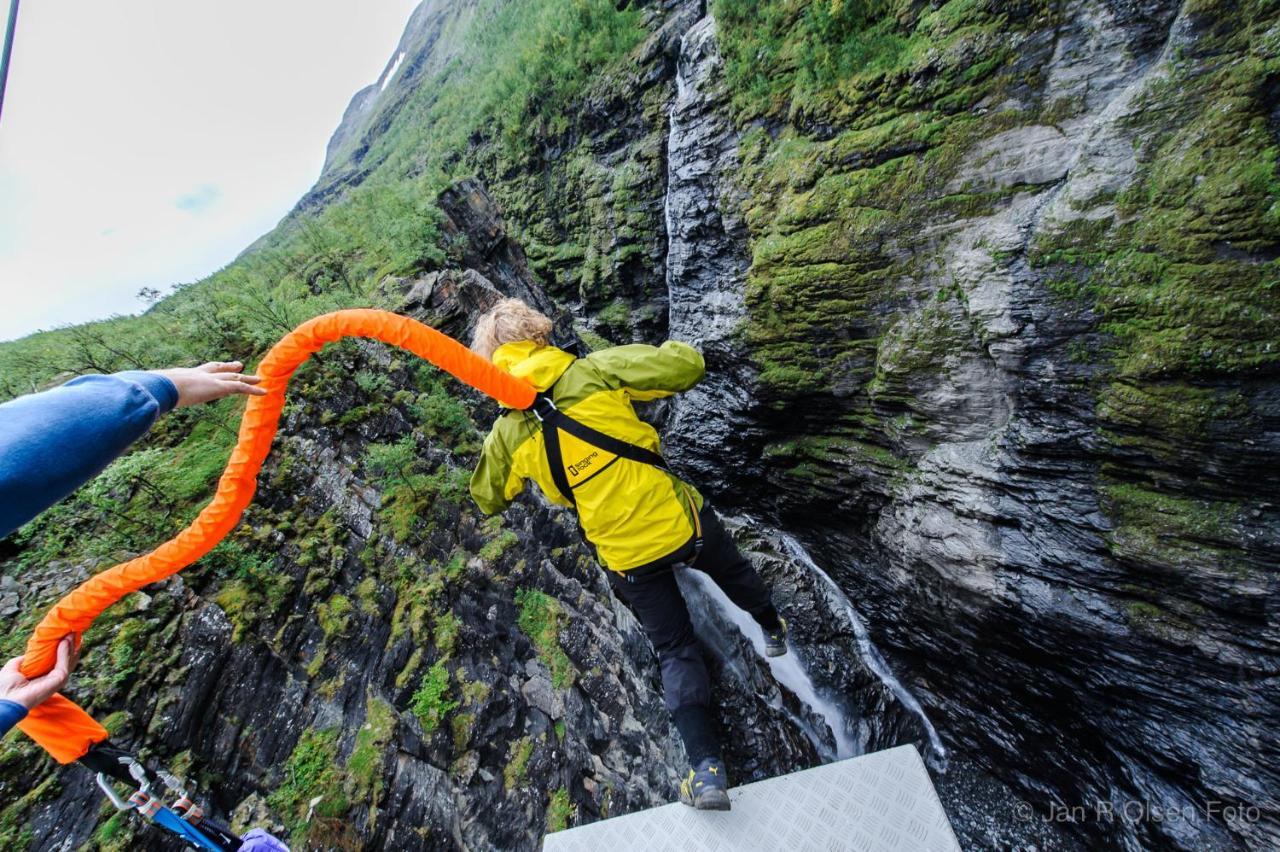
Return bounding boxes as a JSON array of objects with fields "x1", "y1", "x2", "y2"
[
  {"x1": 0, "y1": 0, "x2": 646, "y2": 399},
  {"x1": 0, "y1": 4, "x2": 650, "y2": 844}
]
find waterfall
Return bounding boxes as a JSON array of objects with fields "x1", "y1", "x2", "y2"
[
  {"x1": 661, "y1": 24, "x2": 691, "y2": 299},
  {"x1": 661, "y1": 14, "x2": 747, "y2": 345},
  {"x1": 660, "y1": 10, "x2": 943, "y2": 770},
  {"x1": 777, "y1": 532, "x2": 950, "y2": 771},
  {"x1": 681, "y1": 570, "x2": 861, "y2": 760}
]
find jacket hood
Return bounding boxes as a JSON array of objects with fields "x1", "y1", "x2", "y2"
[{"x1": 492, "y1": 341, "x2": 575, "y2": 395}]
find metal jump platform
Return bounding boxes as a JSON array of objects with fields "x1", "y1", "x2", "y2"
[{"x1": 543, "y1": 744, "x2": 961, "y2": 852}]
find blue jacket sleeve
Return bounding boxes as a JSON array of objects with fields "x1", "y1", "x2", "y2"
[
  {"x1": 0, "y1": 699, "x2": 27, "y2": 737},
  {"x1": 0, "y1": 371, "x2": 178, "y2": 538}
]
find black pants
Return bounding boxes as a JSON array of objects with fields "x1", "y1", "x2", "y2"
[{"x1": 607, "y1": 501, "x2": 780, "y2": 763}]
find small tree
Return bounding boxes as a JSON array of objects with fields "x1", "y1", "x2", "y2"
[{"x1": 364, "y1": 436, "x2": 423, "y2": 497}]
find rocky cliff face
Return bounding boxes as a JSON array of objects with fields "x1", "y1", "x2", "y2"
[
  {"x1": 2, "y1": 1, "x2": 1275, "y2": 850},
  {"x1": 682, "y1": 3, "x2": 1279, "y2": 849},
  {"x1": 1, "y1": 267, "x2": 842, "y2": 851},
  {"x1": 435, "y1": 1, "x2": 1275, "y2": 848}
]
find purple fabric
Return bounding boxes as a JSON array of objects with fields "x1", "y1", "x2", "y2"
[{"x1": 238, "y1": 828, "x2": 291, "y2": 851}]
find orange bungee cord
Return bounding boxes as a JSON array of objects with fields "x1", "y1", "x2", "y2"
[{"x1": 15, "y1": 308, "x2": 536, "y2": 763}]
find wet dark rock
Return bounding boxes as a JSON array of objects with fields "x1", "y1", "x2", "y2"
[
  {"x1": 653, "y1": 3, "x2": 1279, "y2": 850},
  {"x1": 5, "y1": 1, "x2": 1275, "y2": 851}
]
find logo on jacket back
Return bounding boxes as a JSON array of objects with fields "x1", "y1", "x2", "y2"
[{"x1": 568, "y1": 450, "x2": 600, "y2": 478}]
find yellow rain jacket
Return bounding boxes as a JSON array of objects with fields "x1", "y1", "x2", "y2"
[{"x1": 469, "y1": 339, "x2": 706, "y2": 572}]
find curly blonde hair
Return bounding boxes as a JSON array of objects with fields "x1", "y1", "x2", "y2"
[{"x1": 471, "y1": 298, "x2": 553, "y2": 360}]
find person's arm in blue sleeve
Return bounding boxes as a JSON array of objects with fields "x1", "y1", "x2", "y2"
[
  {"x1": 0, "y1": 700, "x2": 26, "y2": 734},
  {"x1": 0, "y1": 362, "x2": 264, "y2": 735},
  {"x1": 0, "y1": 361, "x2": 267, "y2": 540},
  {"x1": 0, "y1": 372, "x2": 178, "y2": 538}
]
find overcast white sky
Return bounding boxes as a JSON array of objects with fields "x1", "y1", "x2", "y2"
[{"x1": 0, "y1": 0, "x2": 421, "y2": 342}]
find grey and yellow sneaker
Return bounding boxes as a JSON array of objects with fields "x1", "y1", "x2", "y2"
[
  {"x1": 679, "y1": 757, "x2": 731, "y2": 811},
  {"x1": 764, "y1": 617, "x2": 788, "y2": 657}
]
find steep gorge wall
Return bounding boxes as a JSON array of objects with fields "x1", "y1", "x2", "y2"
[
  {"x1": 655, "y1": 1, "x2": 1279, "y2": 850},
  {"x1": 405, "y1": 0, "x2": 1276, "y2": 848},
  {"x1": 1, "y1": 1, "x2": 1275, "y2": 850}
]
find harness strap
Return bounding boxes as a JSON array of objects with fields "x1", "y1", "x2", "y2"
[
  {"x1": 537, "y1": 396, "x2": 670, "y2": 471},
  {"x1": 528, "y1": 391, "x2": 703, "y2": 561},
  {"x1": 536, "y1": 398, "x2": 579, "y2": 506},
  {"x1": 681, "y1": 482, "x2": 704, "y2": 561},
  {"x1": 531, "y1": 391, "x2": 671, "y2": 504}
]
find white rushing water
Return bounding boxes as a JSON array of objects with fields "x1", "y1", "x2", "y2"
[
  {"x1": 777, "y1": 532, "x2": 950, "y2": 771},
  {"x1": 681, "y1": 570, "x2": 861, "y2": 760},
  {"x1": 661, "y1": 24, "x2": 694, "y2": 297}
]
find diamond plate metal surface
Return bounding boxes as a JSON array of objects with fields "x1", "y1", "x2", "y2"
[{"x1": 542, "y1": 745, "x2": 960, "y2": 852}]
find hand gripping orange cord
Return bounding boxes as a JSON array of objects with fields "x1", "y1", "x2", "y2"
[{"x1": 16, "y1": 309, "x2": 536, "y2": 763}]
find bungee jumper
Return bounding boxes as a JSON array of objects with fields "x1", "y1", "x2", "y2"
[
  {"x1": 468, "y1": 298, "x2": 788, "y2": 811},
  {"x1": 1, "y1": 303, "x2": 781, "y2": 846}
]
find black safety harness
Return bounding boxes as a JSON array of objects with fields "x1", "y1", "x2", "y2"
[{"x1": 526, "y1": 390, "x2": 703, "y2": 568}]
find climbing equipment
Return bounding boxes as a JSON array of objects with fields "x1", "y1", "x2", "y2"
[
  {"x1": 15, "y1": 309, "x2": 535, "y2": 769},
  {"x1": 84, "y1": 743, "x2": 242, "y2": 850},
  {"x1": 531, "y1": 391, "x2": 672, "y2": 503}
]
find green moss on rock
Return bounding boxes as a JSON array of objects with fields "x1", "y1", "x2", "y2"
[
  {"x1": 347, "y1": 697, "x2": 397, "y2": 821},
  {"x1": 503, "y1": 736, "x2": 535, "y2": 791},
  {"x1": 546, "y1": 787, "x2": 572, "y2": 832},
  {"x1": 267, "y1": 727, "x2": 350, "y2": 844},
  {"x1": 1101, "y1": 482, "x2": 1249, "y2": 577},
  {"x1": 516, "y1": 588, "x2": 577, "y2": 688}
]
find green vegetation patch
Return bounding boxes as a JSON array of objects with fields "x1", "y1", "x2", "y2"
[
  {"x1": 366, "y1": 437, "x2": 470, "y2": 543},
  {"x1": 410, "y1": 660, "x2": 459, "y2": 734},
  {"x1": 94, "y1": 811, "x2": 135, "y2": 851},
  {"x1": 451, "y1": 712, "x2": 476, "y2": 752},
  {"x1": 1101, "y1": 482, "x2": 1249, "y2": 577},
  {"x1": 503, "y1": 736, "x2": 535, "y2": 791},
  {"x1": 515, "y1": 588, "x2": 577, "y2": 688},
  {"x1": 715, "y1": 0, "x2": 1026, "y2": 124},
  {"x1": 715, "y1": 0, "x2": 1056, "y2": 401},
  {"x1": 0, "y1": 776, "x2": 60, "y2": 851},
  {"x1": 212, "y1": 541, "x2": 294, "y2": 644},
  {"x1": 433, "y1": 610, "x2": 461, "y2": 657},
  {"x1": 547, "y1": 787, "x2": 572, "y2": 832},
  {"x1": 479, "y1": 515, "x2": 518, "y2": 563},
  {"x1": 317, "y1": 593, "x2": 355, "y2": 639},
  {"x1": 1124, "y1": 599, "x2": 1197, "y2": 642},
  {"x1": 388, "y1": 567, "x2": 450, "y2": 646},
  {"x1": 267, "y1": 727, "x2": 350, "y2": 843},
  {"x1": 347, "y1": 697, "x2": 397, "y2": 823}
]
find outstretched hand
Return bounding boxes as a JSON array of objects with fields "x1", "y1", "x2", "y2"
[
  {"x1": 154, "y1": 361, "x2": 267, "y2": 407},
  {"x1": 0, "y1": 635, "x2": 79, "y2": 710}
]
